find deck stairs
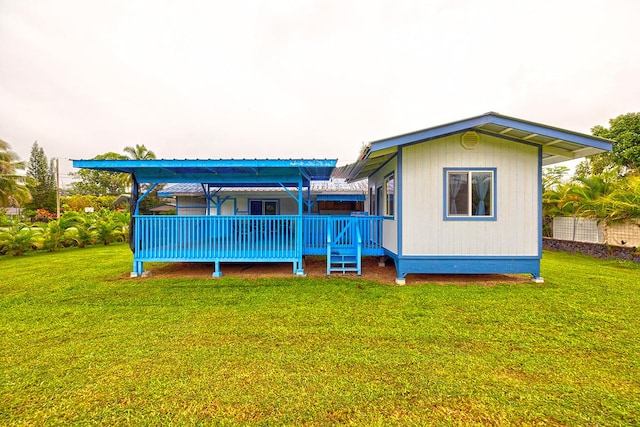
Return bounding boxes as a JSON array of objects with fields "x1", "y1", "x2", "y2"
[{"x1": 326, "y1": 220, "x2": 362, "y2": 275}]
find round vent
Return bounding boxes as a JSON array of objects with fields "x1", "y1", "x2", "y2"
[{"x1": 460, "y1": 131, "x2": 480, "y2": 150}]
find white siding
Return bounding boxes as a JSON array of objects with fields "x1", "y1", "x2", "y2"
[
  {"x1": 369, "y1": 156, "x2": 398, "y2": 254},
  {"x1": 177, "y1": 196, "x2": 207, "y2": 215},
  {"x1": 402, "y1": 133, "x2": 539, "y2": 256}
]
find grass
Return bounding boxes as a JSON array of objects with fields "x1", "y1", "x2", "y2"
[{"x1": 1, "y1": 244, "x2": 639, "y2": 426}]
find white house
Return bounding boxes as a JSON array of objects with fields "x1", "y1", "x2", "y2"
[
  {"x1": 73, "y1": 112, "x2": 611, "y2": 282},
  {"x1": 342, "y1": 112, "x2": 612, "y2": 283}
]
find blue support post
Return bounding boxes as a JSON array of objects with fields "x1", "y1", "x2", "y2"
[
  {"x1": 295, "y1": 177, "x2": 305, "y2": 275},
  {"x1": 213, "y1": 260, "x2": 222, "y2": 277},
  {"x1": 131, "y1": 183, "x2": 158, "y2": 277}
]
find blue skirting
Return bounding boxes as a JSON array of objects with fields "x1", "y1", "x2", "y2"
[{"x1": 385, "y1": 251, "x2": 541, "y2": 279}]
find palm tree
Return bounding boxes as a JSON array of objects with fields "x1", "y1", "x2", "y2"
[
  {"x1": 123, "y1": 144, "x2": 156, "y2": 160},
  {"x1": 597, "y1": 176, "x2": 640, "y2": 223},
  {"x1": 0, "y1": 139, "x2": 31, "y2": 206}
]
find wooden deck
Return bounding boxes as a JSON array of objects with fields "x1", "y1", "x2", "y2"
[{"x1": 132, "y1": 215, "x2": 384, "y2": 275}]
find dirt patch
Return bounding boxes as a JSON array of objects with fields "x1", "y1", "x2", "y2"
[{"x1": 145, "y1": 256, "x2": 532, "y2": 286}]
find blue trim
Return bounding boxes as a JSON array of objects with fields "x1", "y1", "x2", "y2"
[
  {"x1": 371, "y1": 115, "x2": 492, "y2": 152},
  {"x1": 397, "y1": 148, "x2": 403, "y2": 256},
  {"x1": 134, "y1": 183, "x2": 158, "y2": 215},
  {"x1": 538, "y1": 146, "x2": 543, "y2": 258},
  {"x1": 392, "y1": 255, "x2": 541, "y2": 279},
  {"x1": 443, "y1": 168, "x2": 497, "y2": 221},
  {"x1": 488, "y1": 114, "x2": 611, "y2": 151},
  {"x1": 368, "y1": 112, "x2": 612, "y2": 153},
  {"x1": 383, "y1": 247, "x2": 398, "y2": 259}
]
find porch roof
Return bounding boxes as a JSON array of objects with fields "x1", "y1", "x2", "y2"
[
  {"x1": 343, "y1": 112, "x2": 613, "y2": 181},
  {"x1": 72, "y1": 158, "x2": 337, "y2": 186}
]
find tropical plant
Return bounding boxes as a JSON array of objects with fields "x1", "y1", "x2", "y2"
[
  {"x1": 569, "y1": 170, "x2": 620, "y2": 219},
  {"x1": 124, "y1": 144, "x2": 156, "y2": 160},
  {"x1": 0, "y1": 139, "x2": 31, "y2": 207},
  {"x1": 91, "y1": 209, "x2": 127, "y2": 245},
  {"x1": 39, "y1": 211, "x2": 94, "y2": 251},
  {"x1": 40, "y1": 219, "x2": 70, "y2": 252},
  {"x1": 596, "y1": 176, "x2": 640, "y2": 223},
  {"x1": 0, "y1": 223, "x2": 41, "y2": 256},
  {"x1": 0, "y1": 210, "x2": 13, "y2": 226},
  {"x1": 63, "y1": 212, "x2": 95, "y2": 248}
]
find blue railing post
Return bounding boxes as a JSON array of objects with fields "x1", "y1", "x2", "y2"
[
  {"x1": 132, "y1": 215, "x2": 143, "y2": 276},
  {"x1": 356, "y1": 224, "x2": 362, "y2": 275},
  {"x1": 326, "y1": 220, "x2": 332, "y2": 275}
]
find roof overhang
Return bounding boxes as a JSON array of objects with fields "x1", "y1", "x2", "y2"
[
  {"x1": 72, "y1": 158, "x2": 337, "y2": 187},
  {"x1": 344, "y1": 112, "x2": 613, "y2": 181}
]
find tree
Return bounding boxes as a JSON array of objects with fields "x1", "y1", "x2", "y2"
[
  {"x1": 589, "y1": 112, "x2": 640, "y2": 176},
  {"x1": 70, "y1": 152, "x2": 129, "y2": 196},
  {"x1": 0, "y1": 139, "x2": 30, "y2": 207},
  {"x1": 123, "y1": 144, "x2": 163, "y2": 214},
  {"x1": 574, "y1": 152, "x2": 616, "y2": 179},
  {"x1": 542, "y1": 165, "x2": 570, "y2": 191},
  {"x1": 124, "y1": 144, "x2": 156, "y2": 160},
  {"x1": 25, "y1": 141, "x2": 57, "y2": 212}
]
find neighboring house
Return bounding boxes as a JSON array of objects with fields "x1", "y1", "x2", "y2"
[
  {"x1": 158, "y1": 178, "x2": 367, "y2": 216},
  {"x1": 73, "y1": 112, "x2": 611, "y2": 283},
  {"x1": 1, "y1": 207, "x2": 22, "y2": 219}
]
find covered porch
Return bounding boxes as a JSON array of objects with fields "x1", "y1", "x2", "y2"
[{"x1": 72, "y1": 158, "x2": 384, "y2": 277}]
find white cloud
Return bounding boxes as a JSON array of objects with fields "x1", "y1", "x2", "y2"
[{"x1": 1, "y1": 0, "x2": 639, "y2": 169}]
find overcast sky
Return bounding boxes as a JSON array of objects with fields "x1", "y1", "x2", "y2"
[{"x1": 1, "y1": 0, "x2": 639, "y2": 185}]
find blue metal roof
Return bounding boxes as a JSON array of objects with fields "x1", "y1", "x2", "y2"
[
  {"x1": 344, "y1": 112, "x2": 614, "y2": 181},
  {"x1": 72, "y1": 158, "x2": 337, "y2": 186}
]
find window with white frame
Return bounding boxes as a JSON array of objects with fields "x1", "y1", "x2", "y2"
[
  {"x1": 384, "y1": 173, "x2": 395, "y2": 217},
  {"x1": 445, "y1": 169, "x2": 495, "y2": 219}
]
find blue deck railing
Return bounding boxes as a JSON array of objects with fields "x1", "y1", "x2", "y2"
[
  {"x1": 133, "y1": 214, "x2": 384, "y2": 273},
  {"x1": 303, "y1": 215, "x2": 383, "y2": 255},
  {"x1": 135, "y1": 215, "x2": 299, "y2": 261}
]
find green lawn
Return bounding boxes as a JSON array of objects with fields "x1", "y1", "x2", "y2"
[{"x1": 1, "y1": 244, "x2": 639, "y2": 426}]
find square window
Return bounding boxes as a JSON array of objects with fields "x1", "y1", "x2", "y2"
[{"x1": 445, "y1": 169, "x2": 495, "y2": 219}]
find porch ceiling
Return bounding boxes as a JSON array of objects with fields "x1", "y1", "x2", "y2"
[
  {"x1": 344, "y1": 112, "x2": 613, "y2": 181},
  {"x1": 72, "y1": 158, "x2": 337, "y2": 186}
]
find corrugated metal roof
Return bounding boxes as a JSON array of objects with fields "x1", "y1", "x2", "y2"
[
  {"x1": 344, "y1": 112, "x2": 614, "y2": 181},
  {"x1": 158, "y1": 178, "x2": 367, "y2": 197},
  {"x1": 72, "y1": 158, "x2": 337, "y2": 186}
]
